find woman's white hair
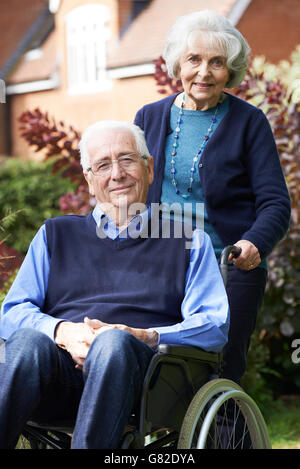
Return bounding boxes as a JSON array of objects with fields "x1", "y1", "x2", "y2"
[
  {"x1": 79, "y1": 120, "x2": 151, "y2": 172},
  {"x1": 163, "y1": 9, "x2": 251, "y2": 89}
]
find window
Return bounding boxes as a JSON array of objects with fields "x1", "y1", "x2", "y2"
[{"x1": 65, "y1": 4, "x2": 111, "y2": 94}]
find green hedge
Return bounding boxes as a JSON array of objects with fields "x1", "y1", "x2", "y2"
[{"x1": 0, "y1": 158, "x2": 76, "y2": 254}]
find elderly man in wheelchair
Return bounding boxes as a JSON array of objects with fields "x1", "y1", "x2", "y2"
[{"x1": 0, "y1": 121, "x2": 270, "y2": 449}]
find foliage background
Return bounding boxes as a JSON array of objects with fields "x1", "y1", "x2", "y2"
[{"x1": 0, "y1": 158, "x2": 76, "y2": 254}]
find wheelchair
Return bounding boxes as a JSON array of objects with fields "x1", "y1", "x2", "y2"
[{"x1": 18, "y1": 246, "x2": 271, "y2": 449}]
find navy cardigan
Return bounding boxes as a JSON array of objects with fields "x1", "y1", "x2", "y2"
[{"x1": 134, "y1": 93, "x2": 291, "y2": 260}]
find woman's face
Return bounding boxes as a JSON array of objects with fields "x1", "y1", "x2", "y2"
[{"x1": 178, "y1": 33, "x2": 230, "y2": 110}]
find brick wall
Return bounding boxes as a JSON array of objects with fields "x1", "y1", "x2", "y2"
[
  {"x1": 7, "y1": 0, "x2": 300, "y2": 158},
  {"x1": 0, "y1": 0, "x2": 47, "y2": 71},
  {"x1": 117, "y1": 0, "x2": 133, "y2": 33},
  {"x1": 237, "y1": 0, "x2": 300, "y2": 63}
]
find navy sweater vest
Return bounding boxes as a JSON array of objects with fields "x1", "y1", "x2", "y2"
[{"x1": 44, "y1": 213, "x2": 190, "y2": 329}]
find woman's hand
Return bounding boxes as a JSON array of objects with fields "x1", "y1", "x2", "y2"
[{"x1": 228, "y1": 240, "x2": 261, "y2": 271}]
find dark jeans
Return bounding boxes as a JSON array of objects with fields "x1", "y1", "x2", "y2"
[
  {"x1": 221, "y1": 265, "x2": 268, "y2": 384},
  {"x1": 0, "y1": 328, "x2": 154, "y2": 449}
]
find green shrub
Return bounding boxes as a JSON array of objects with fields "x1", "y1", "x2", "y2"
[
  {"x1": 0, "y1": 158, "x2": 76, "y2": 254},
  {"x1": 0, "y1": 270, "x2": 18, "y2": 305},
  {"x1": 241, "y1": 332, "x2": 272, "y2": 401}
]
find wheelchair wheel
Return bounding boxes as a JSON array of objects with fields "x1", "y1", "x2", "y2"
[
  {"x1": 16, "y1": 424, "x2": 72, "y2": 449},
  {"x1": 178, "y1": 379, "x2": 271, "y2": 449},
  {"x1": 16, "y1": 432, "x2": 47, "y2": 449}
]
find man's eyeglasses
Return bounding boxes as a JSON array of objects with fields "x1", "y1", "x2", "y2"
[{"x1": 87, "y1": 153, "x2": 148, "y2": 176}]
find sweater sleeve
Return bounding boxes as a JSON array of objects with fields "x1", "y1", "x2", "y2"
[{"x1": 241, "y1": 109, "x2": 291, "y2": 258}]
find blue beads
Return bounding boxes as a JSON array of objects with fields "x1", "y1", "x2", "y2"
[{"x1": 169, "y1": 94, "x2": 219, "y2": 200}]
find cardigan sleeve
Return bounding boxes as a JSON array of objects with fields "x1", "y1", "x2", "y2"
[{"x1": 240, "y1": 109, "x2": 291, "y2": 258}]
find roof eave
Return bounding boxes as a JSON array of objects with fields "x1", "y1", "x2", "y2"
[{"x1": 0, "y1": 6, "x2": 54, "y2": 80}]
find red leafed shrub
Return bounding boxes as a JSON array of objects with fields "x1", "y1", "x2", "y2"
[
  {"x1": 18, "y1": 109, "x2": 92, "y2": 214},
  {"x1": 0, "y1": 241, "x2": 23, "y2": 290},
  {"x1": 153, "y1": 56, "x2": 183, "y2": 95}
]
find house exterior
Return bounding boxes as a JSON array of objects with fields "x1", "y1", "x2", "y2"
[{"x1": 1, "y1": 0, "x2": 300, "y2": 159}]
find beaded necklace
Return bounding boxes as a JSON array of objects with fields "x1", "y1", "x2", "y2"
[{"x1": 170, "y1": 94, "x2": 219, "y2": 199}]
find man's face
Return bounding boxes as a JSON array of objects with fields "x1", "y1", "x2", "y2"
[{"x1": 84, "y1": 129, "x2": 154, "y2": 212}]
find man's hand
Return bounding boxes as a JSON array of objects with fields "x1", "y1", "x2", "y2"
[
  {"x1": 54, "y1": 321, "x2": 97, "y2": 369},
  {"x1": 55, "y1": 318, "x2": 159, "y2": 370},
  {"x1": 84, "y1": 317, "x2": 159, "y2": 350},
  {"x1": 228, "y1": 240, "x2": 261, "y2": 270}
]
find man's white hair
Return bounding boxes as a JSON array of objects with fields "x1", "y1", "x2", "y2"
[
  {"x1": 79, "y1": 120, "x2": 151, "y2": 172},
  {"x1": 163, "y1": 9, "x2": 251, "y2": 89}
]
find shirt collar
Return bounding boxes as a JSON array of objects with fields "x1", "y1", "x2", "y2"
[{"x1": 92, "y1": 204, "x2": 150, "y2": 240}]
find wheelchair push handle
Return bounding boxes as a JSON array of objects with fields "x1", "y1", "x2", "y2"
[{"x1": 219, "y1": 245, "x2": 242, "y2": 287}]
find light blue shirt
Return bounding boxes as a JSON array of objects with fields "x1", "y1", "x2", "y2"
[{"x1": 0, "y1": 205, "x2": 229, "y2": 352}]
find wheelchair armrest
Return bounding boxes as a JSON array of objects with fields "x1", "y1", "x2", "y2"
[{"x1": 157, "y1": 344, "x2": 221, "y2": 366}]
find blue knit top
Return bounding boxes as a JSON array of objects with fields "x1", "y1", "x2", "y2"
[{"x1": 161, "y1": 97, "x2": 229, "y2": 259}]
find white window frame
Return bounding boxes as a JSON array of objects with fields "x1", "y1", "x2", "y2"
[{"x1": 65, "y1": 4, "x2": 111, "y2": 95}]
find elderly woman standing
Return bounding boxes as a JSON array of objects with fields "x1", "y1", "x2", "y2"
[{"x1": 134, "y1": 10, "x2": 290, "y2": 384}]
